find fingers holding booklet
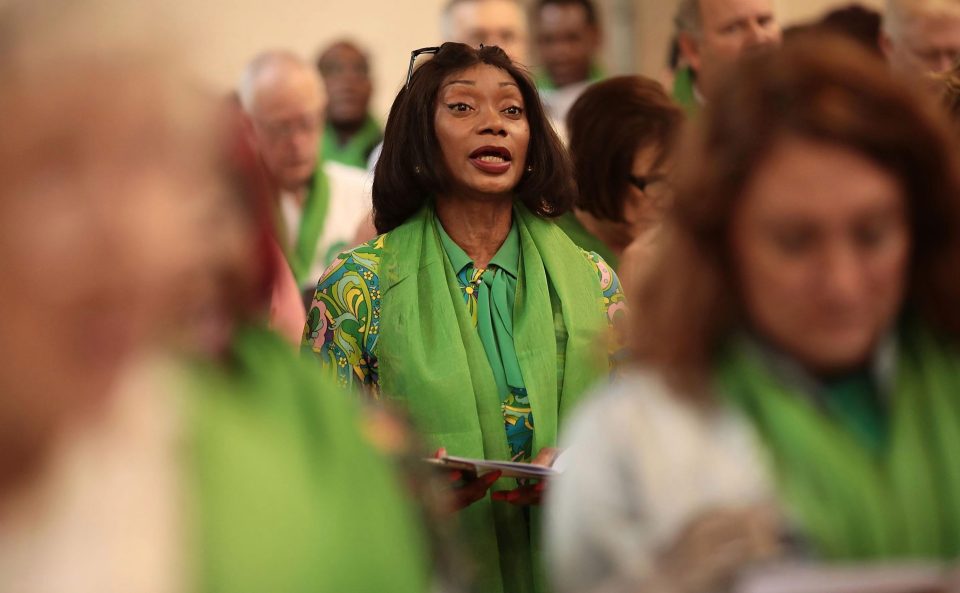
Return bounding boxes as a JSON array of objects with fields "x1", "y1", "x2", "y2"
[{"x1": 427, "y1": 447, "x2": 562, "y2": 509}]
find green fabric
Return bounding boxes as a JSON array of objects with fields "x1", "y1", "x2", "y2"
[
  {"x1": 534, "y1": 63, "x2": 605, "y2": 91},
  {"x1": 288, "y1": 162, "x2": 331, "y2": 287},
  {"x1": 376, "y1": 203, "x2": 610, "y2": 593},
  {"x1": 719, "y1": 322, "x2": 960, "y2": 560},
  {"x1": 554, "y1": 212, "x2": 619, "y2": 270},
  {"x1": 822, "y1": 371, "x2": 886, "y2": 456},
  {"x1": 187, "y1": 326, "x2": 430, "y2": 593},
  {"x1": 437, "y1": 218, "x2": 536, "y2": 460},
  {"x1": 672, "y1": 65, "x2": 700, "y2": 116},
  {"x1": 321, "y1": 115, "x2": 383, "y2": 170}
]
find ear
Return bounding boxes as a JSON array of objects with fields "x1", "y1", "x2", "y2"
[
  {"x1": 879, "y1": 30, "x2": 895, "y2": 63},
  {"x1": 678, "y1": 31, "x2": 702, "y2": 73}
]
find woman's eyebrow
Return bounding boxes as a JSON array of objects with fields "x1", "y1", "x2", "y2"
[{"x1": 443, "y1": 79, "x2": 476, "y2": 88}]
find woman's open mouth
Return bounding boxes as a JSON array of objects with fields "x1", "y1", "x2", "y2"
[{"x1": 469, "y1": 146, "x2": 513, "y2": 174}]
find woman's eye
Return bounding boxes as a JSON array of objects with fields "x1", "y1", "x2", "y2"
[
  {"x1": 446, "y1": 102, "x2": 473, "y2": 113},
  {"x1": 503, "y1": 105, "x2": 524, "y2": 116}
]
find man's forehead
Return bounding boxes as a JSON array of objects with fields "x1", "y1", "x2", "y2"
[
  {"x1": 451, "y1": 0, "x2": 526, "y2": 36},
  {"x1": 700, "y1": 0, "x2": 776, "y2": 25},
  {"x1": 253, "y1": 68, "x2": 325, "y2": 116},
  {"x1": 902, "y1": 8, "x2": 960, "y2": 43}
]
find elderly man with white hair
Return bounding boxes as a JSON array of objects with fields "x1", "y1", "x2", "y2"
[
  {"x1": 882, "y1": 0, "x2": 960, "y2": 76},
  {"x1": 240, "y1": 50, "x2": 369, "y2": 293}
]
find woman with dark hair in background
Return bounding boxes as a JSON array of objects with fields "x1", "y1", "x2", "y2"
[
  {"x1": 547, "y1": 36, "x2": 960, "y2": 593},
  {"x1": 558, "y1": 75, "x2": 684, "y2": 274},
  {"x1": 304, "y1": 42, "x2": 625, "y2": 593}
]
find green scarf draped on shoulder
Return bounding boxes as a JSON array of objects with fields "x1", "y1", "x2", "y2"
[
  {"x1": 286, "y1": 163, "x2": 331, "y2": 287},
  {"x1": 321, "y1": 115, "x2": 383, "y2": 170},
  {"x1": 376, "y1": 204, "x2": 610, "y2": 593},
  {"x1": 186, "y1": 326, "x2": 430, "y2": 593},
  {"x1": 719, "y1": 321, "x2": 960, "y2": 560}
]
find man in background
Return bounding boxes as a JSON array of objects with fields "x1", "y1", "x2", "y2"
[
  {"x1": 441, "y1": 0, "x2": 529, "y2": 63},
  {"x1": 882, "y1": 0, "x2": 960, "y2": 77},
  {"x1": 240, "y1": 51, "x2": 368, "y2": 294},
  {"x1": 317, "y1": 40, "x2": 383, "y2": 170},
  {"x1": 673, "y1": 0, "x2": 782, "y2": 113},
  {"x1": 533, "y1": 0, "x2": 603, "y2": 129}
]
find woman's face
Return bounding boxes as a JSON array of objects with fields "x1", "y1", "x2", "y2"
[
  {"x1": 434, "y1": 63, "x2": 530, "y2": 199},
  {"x1": 623, "y1": 144, "x2": 672, "y2": 238},
  {"x1": 0, "y1": 67, "x2": 214, "y2": 476},
  {"x1": 731, "y1": 135, "x2": 910, "y2": 375}
]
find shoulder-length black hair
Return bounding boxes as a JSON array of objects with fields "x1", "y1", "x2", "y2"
[{"x1": 372, "y1": 42, "x2": 575, "y2": 233}]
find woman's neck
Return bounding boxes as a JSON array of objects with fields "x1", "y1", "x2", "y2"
[
  {"x1": 435, "y1": 194, "x2": 513, "y2": 269},
  {"x1": 574, "y1": 208, "x2": 633, "y2": 257}
]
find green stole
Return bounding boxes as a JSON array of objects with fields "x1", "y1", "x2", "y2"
[
  {"x1": 187, "y1": 326, "x2": 430, "y2": 593},
  {"x1": 719, "y1": 322, "x2": 960, "y2": 559},
  {"x1": 285, "y1": 164, "x2": 331, "y2": 287},
  {"x1": 554, "y1": 211, "x2": 619, "y2": 270},
  {"x1": 321, "y1": 115, "x2": 383, "y2": 170},
  {"x1": 672, "y1": 66, "x2": 700, "y2": 117},
  {"x1": 377, "y1": 204, "x2": 609, "y2": 593}
]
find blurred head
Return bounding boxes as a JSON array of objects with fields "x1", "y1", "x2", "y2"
[
  {"x1": 0, "y1": 0, "x2": 220, "y2": 488},
  {"x1": 442, "y1": 0, "x2": 530, "y2": 64},
  {"x1": 635, "y1": 36, "x2": 960, "y2": 389},
  {"x1": 566, "y1": 76, "x2": 683, "y2": 238},
  {"x1": 239, "y1": 51, "x2": 325, "y2": 192},
  {"x1": 316, "y1": 40, "x2": 373, "y2": 130},
  {"x1": 534, "y1": 0, "x2": 600, "y2": 88},
  {"x1": 373, "y1": 43, "x2": 573, "y2": 233},
  {"x1": 817, "y1": 4, "x2": 883, "y2": 54},
  {"x1": 675, "y1": 0, "x2": 782, "y2": 100},
  {"x1": 883, "y1": 0, "x2": 960, "y2": 76}
]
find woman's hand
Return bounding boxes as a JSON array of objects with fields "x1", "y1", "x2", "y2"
[
  {"x1": 491, "y1": 447, "x2": 560, "y2": 507},
  {"x1": 434, "y1": 448, "x2": 502, "y2": 512}
]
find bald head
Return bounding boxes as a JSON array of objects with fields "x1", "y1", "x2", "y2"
[
  {"x1": 239, "y1": 51, "x2": 326, "y2": 191},
  {"x1": 883, "y1": 0, "x2": 960, "y2": 76}
]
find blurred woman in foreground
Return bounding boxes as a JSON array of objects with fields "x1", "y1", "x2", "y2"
[
  {"x1": 0, "y1": 3, "x2": 430, "y2": 592},
  {"x1": 547, "y1": 37, "x2": 960, "y2": 593}
]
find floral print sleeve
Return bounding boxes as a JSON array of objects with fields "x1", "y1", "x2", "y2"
[
  {"x1": 580, "y1": 250, "x2": 629, "y2": 369},
  {"x1": 302, "y1": 235, "x2": 384, "y2": 397}
]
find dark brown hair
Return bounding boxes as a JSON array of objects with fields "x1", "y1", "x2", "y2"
[
  {"x1": 566, "y1": 75, "x2": 683, "y2": 222},
  {"x1": 373, "y1": 42, "x2": 575, "y2": 233},
  {"x1": 634, "y1": 36, "x2": 960, "y2": 393}
]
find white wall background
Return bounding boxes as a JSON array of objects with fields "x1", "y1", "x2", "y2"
[{"x1": 169, "y1": 0, "x2": 884, "y2": 120}]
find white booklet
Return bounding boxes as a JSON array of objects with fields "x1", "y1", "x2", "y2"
[
  {"x1": 737, "y1": 561, "x2": 959, "y2": 593},
  {"x1": 423, "y1": 455, "x2": 560, "y2": 480}
]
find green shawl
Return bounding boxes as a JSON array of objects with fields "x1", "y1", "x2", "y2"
[
  {"x1": 186, "y1": 326, "x2": 430, "y2": 593},
  {"x1": 321, "y1": 115, "x2": 383, "y2": 170},
  {"x1": 376, "y1": 204, "x2": 610, "y2": 593},
  {"x1": 554, "y1": 211, "x2": 619, "y2": 270},
  {"x1": 719, "y1": 322, "x2": 960, "y2": 560}
]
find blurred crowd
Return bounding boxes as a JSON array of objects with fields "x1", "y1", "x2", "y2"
[{"x1": 2, "y1": 0, "x2": 960, "y2": 592}]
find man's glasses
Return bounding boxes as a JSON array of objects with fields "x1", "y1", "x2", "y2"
[{"x1": 406, "y1": 46, "x2": 441, "y2": 89}]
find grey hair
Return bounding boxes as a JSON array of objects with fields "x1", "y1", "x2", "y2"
[
  {"x1": 237, "y1": 49, "x2": 313, "y2": 114},
  {"x1": 674, "y1": 0, "x2": 702, "y2": 36},
  {"x1": 884, "y1": 0, "x2": 960, "y2": 37}
]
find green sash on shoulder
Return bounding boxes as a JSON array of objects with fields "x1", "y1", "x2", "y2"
[
  {"x1": 321, "y1": 115, "x2": 383, "y2": 170},
  {"x1": 288, "y1": 165, "x2": 331, "y2": 287},
  {"x1": 719, "y1": 321, "x2": 960, "y2": 560},
  {"x1": 376, "y1": 204, "x2": 609, "y2": 593}
]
